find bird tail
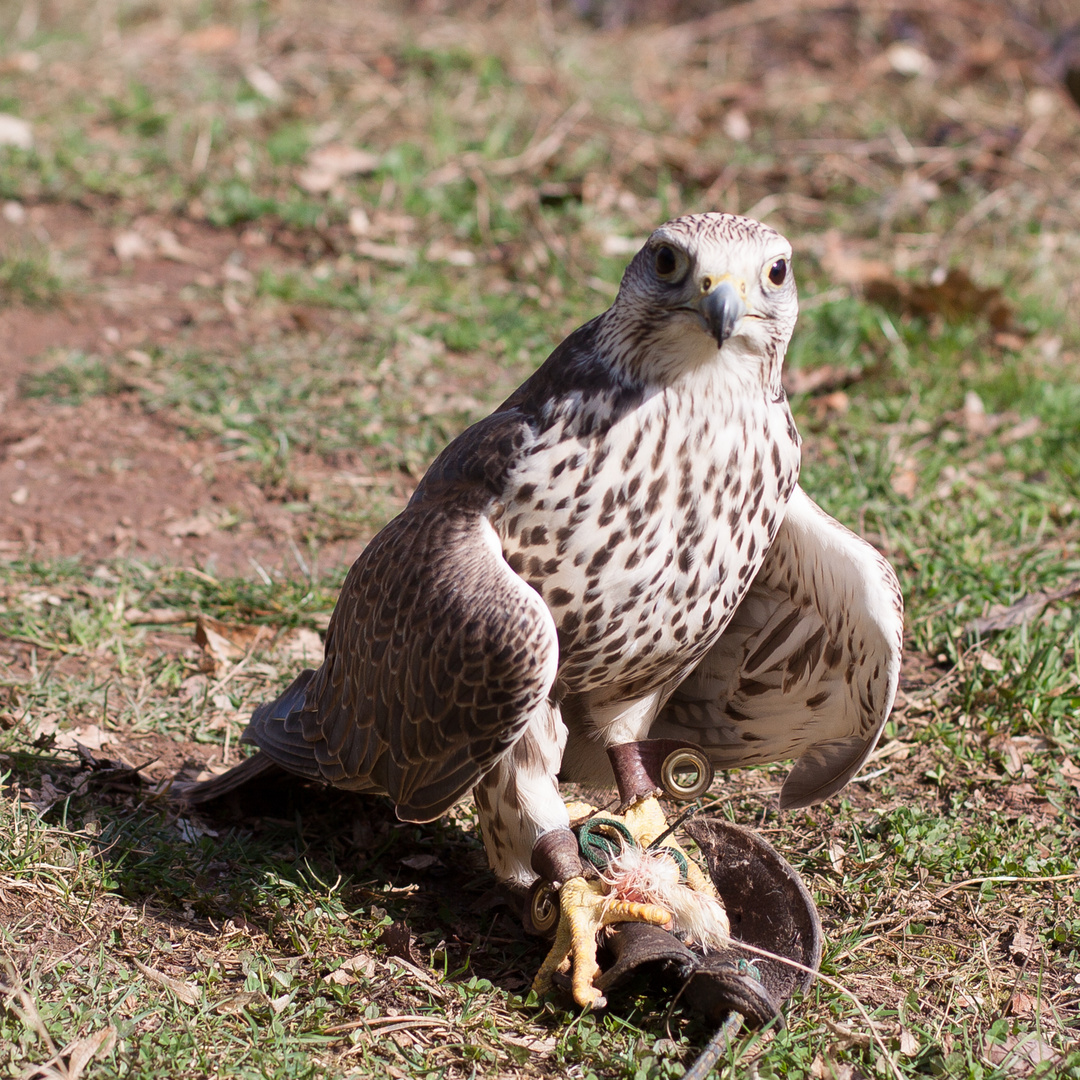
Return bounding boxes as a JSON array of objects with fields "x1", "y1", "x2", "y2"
[{"x1": 169, "y1": 750, "x2": 283, "y2": 805}]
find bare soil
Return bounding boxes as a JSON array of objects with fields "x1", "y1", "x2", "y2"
[{"x1": 0, "y1": 203, "x2": 364, "y2": 575}]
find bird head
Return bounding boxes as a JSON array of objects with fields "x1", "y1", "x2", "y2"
[{"x1": 610, "y1": 213, "x2": 797, "y2": 385}]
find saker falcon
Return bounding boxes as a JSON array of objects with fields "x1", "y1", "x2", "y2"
[{"x1": 181, "y1": 213, "x2": 903, "y2": 1007}]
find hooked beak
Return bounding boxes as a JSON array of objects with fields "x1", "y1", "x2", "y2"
[{"x1": 698, "y1": 280, "x2": 747, "y2": 346}]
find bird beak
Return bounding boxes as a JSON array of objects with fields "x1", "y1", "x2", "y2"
[{"x1": 698, "y1": 279, "x2": 747, "y2": 346}]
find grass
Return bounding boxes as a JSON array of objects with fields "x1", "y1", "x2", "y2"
[{"x1": 1, "y1": 0, "x2": 1080, "y2": 1076}]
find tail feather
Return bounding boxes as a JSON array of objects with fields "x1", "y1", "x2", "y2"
[
  {"x1": 170, "y1": 750, "x2": 283, "y2": 805},
  {"x1": 171, "y1": 668, "x2": 323, "y2": 805}
]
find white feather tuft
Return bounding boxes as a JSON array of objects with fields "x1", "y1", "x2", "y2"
[{"x1": 599, "y1": 845, "x2": 730, "y2": 951}]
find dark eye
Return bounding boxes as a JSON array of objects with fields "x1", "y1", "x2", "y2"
[
  {"x1": 654, "y1": 245, "x2": 678, "y2": 277},
  {"x1": 768, "y1": 258, "x2": 788, "y2": 286}
]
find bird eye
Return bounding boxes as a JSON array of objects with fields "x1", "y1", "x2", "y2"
[
  {"x1": 768, "y1": 258, "x2": 788, "y2": 286},
  {"x1": 654, "y1": 245, "x2": 678, "y2": 278}
]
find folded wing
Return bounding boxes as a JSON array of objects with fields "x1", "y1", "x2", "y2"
[{"x1": 652, "y1": 484, "x2": 903, "y2": 808}]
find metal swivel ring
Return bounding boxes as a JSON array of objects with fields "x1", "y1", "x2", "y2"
[
  {"x1": 529, "y1": 881, "x2": 560, "y2": 935},
  {"x1": 660, "y1": 747, "x2": 714, "y2": 801}
]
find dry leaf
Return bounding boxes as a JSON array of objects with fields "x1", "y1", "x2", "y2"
[
  {"x1": 124, "y1": 607, "x2": 191, "y2": 625},
  {"x1": 966, "y1": 578, "x2": 1080, "y2": 635},
  {"x1": 784, "y1": 363, "x2": 864, "y2": 397},
  {"x1": 962, "y1": 391, "x2": 993, "y2": 437},
  {"x1": 277, "y1": 626, "x2": 324, "y2": 666},
  {"x1": 132, "y1": 959, "x2": 200, "y2": 1006},
  {"x1": 58, "y1": 1026, "x2": 118, "y2": 1080},
  {"x1": 323, "y1": 954, "x2": 378, "y2": 985},
  {"x1": 298, "y1": 144, "x2": 379, "y2": 192},
  {"x1": 356, "y1": 240, "x2": 416, "y2": 264},
  {"x1": 819, "y1": 231, "x2": 892, "y2": 288},
  {"x1": 164, "y1": 513, "x2": 217, "y2": 538},
  {"x1": 827, "y1": 840, "x2": 845, "y2": 873},
  {"x1": 51, "y1": 723, "x2": 112, "y2": 752},
  {"x1": 183, "y1": 25, "x2": 239, "y2": 52},
  {"x1": 891, "y1": 466, "x2": 918, "y2": 499},
  {"x1": 990, "y1": 735, "x2": 1027, "y2": 777},
  {"x1": 400, "y1": 853, "x2": 442, "y2": 870},
  {"x1": 1008, "y1": 923, "x2": 1035, "y2": 963},
  {"x1": 1058, "y1": 758, "x2": 1080, "y2": 791},
  {"x1": 245, "y1": 66, "x2": 284, "y2": 103},
  {"x1": 1008, "y1": 992, "x2": 1036, "y2": 1017},
  {"x1": 886, "y1": 42, "x2": 934, "y2": 77},
  {"x1": 899, "y1": 1028, "x2": 920, "y2": 1056},
  {"x1": 113, "y1": 231, "x2": 153, "y2": 262},
  {"x1": 213, "y1": 991, "x2": 268, "y2": 1014},
  {"x1": 502, "y1": 1034, "x2": 557, "y2": 1055},
  {"x1": 155, "y1": 230, "x2": 202, "y2": 265},
  {"x1": 377, "y1": 921, "x2": 415, "y2": 963},
  {"x1": 986, "y1": 1033, "x2": 1061, "y2": 1074},
  {"x1": 866, "y1": 267, "x2": 1015, "y2": 330}
]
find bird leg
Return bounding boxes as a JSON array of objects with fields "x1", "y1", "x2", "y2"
[
  {"x1": 606, "y1": 738, "x2": 724, "y2": 898},
  {"x1": 529, "y1": 740, "x2": 728, "y2": 1008}
]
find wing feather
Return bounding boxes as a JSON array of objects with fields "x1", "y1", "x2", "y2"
[
  {"x1": 237, "y1": 413, "x2": 559, "y2": 823},
  {"x1": 652, "y1": 484, "x2": 903, "y2": 808}
]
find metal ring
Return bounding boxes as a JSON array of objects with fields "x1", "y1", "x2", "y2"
[
  {"x1": 529, "y1": 882, "x2": 560, "y2": 935},
  {"x1": 660, "y1": 747, "x2": 714, "y2": 801}
]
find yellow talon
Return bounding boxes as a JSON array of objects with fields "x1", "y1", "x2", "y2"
[
  {"x1": 532, "y1": 875, "x2": 672, "y2": 1008},
  {"x1": 531, "y1": 795, "x2": 727, "y2": 1007}
]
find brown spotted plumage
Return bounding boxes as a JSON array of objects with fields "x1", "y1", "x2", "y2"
[{"x1": 179, "y1": 213, "x2": 903, "y2": 1004}]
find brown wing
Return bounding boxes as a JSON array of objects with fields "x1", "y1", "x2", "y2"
[
  {"x1": 245, "y1": 413, "x2": 559, "y2": 823},
  {"x1": 651, "y1": 484, "x2": 903, "y2": 808}
]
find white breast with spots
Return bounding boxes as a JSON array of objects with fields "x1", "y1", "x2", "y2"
[{"x1": 495, "y1": 380, "x2": 800, "y2": 700}]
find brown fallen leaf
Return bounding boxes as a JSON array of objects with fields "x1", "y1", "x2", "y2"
[
  {"x1": 213, "y1": 991, "x2": 268, "y2": 1015},
  {"x1": 377, "y1": 921, "x2": 415, "y2": 964},
  {"x1": 132, "y1": 959, "x2": 200, "y2": 1006},
  {"x1": 276, "y1": 626, "x2": 324, "y2": 666},
  {"x1": 783, "y1": 363, "x2": 864, "y2": 397},
  {"x1": 1059, "y1": 758, "x2": 1080, "y2": 791},
  {"x1": 43, "y1": 1026, "x2": 118, "y2": 1080},
  {"x1": 866, "y1": 267, "x2": 1016, "y2": 331},
  {"x1": 298, "y1": 144, "x2": 380, "y2": 192},
  {"x1": 1008, "y1": 991, "x2": 1036, "y2": 1017},
  {"x1": 819, "y1": 230, "x2": 892, "y2": 288},
  {"x1": 194, "y1": 615, "x2": 274, "y2": 673},
  {"x1": 124, "y1": 607, "x2": 191, "y2": 625},
  {"x1": 322, "y1": 954, "x2": 378, "y2": 986},
  {"x1": 966, "y1": 579, "x2": 1080, "y2": 635},
  {"x1": 182, "y1": 24, "x2": 239, "y2": 52},
  {"x1": 164, "y1": 514, "x2": 217, "y2": 538},
  {"x1": 985, "y1": 1033, "x2": 1061, "y2": 1075},
  {"x1": 891, "y1": 465, "x2": 918, "y2": 500},
  {"x1": 1008, "y1": 922, "x2": 1036, "y2": 964}
]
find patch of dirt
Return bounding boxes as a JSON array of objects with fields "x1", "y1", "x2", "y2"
[{"x1": 0, "y1": 203, "x2": 371, "y2": 575}]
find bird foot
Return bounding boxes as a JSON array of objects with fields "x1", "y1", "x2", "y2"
[
  {"x1": 531, "y1": 875, "x2": 672, "y2": 1008},
  {"x1": 530, "y1": 797, "x2": 729, "y2": 1008}
]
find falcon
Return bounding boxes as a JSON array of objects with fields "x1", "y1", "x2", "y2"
[{"x1": 181, "y1": 213, "x2": 903, "y2": 1007}]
